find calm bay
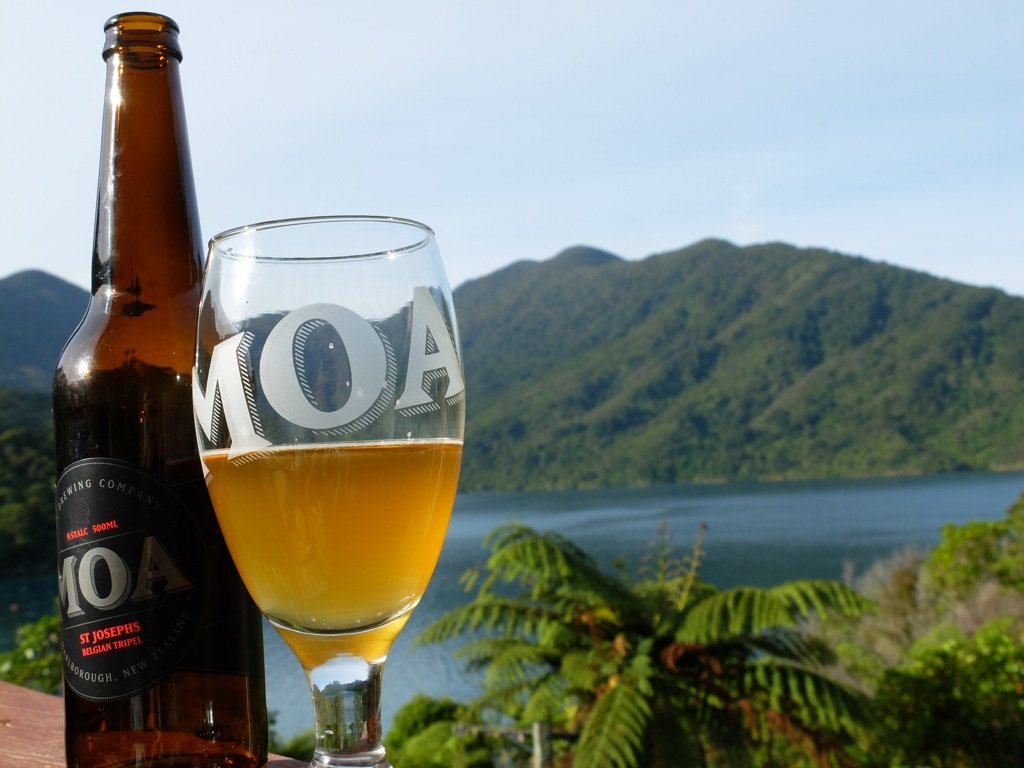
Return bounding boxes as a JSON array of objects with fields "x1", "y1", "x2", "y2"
[{"x1": 3, "y1": 471, "x2": 1023, "y2": 739}]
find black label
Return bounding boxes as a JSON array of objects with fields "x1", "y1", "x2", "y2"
[{"x1": 56, "y1": 459, "x2": 210, "y2": 700}]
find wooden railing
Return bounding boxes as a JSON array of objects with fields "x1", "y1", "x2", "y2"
[{"x1": 0, "y1": 681, "x2": 304, "y2": 767}]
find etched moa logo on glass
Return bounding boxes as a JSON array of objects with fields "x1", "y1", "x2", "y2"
[{"x1": 193, "y1": 287, "x2": 465, "y2": 452}]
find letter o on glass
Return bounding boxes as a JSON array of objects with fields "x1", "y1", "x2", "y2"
[{"x1": 259, "y1": 303, "x2": 388, "y2": 430}]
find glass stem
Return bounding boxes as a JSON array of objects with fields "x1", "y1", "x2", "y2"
[
  {"x1": 274, "y1": 617, "x2": 407, "y2": 768},
  {"x1": 304, "y1": 653, "x2": 389, "y2": 768}
]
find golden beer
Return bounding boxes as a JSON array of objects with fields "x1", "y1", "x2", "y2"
[{"x1": 202, "y1": 440, "x2": 462, "y2": 635}]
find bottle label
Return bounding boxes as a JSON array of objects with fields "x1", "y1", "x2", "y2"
[{"x1": 56, "y1": 458, "x2": 210, "y2": 700}]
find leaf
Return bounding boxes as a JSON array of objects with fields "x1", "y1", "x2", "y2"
[
  {"x1": 416, "y1": 595, "x2": 553, "y2": 645},
  {"x1": 769, "y1": 580, "x2": 871, "y2": 620},
  {"x1": 573, "y1": 679, "x2": 652, "y2": 768},
  {"x1": 743, "y1": 661, "x2": 869, "y2": 735},
  {"x1": 677, "y1": 581, "x2": 870, "y2": 645}
]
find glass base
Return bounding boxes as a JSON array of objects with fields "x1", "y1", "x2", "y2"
[
  {"x1": 310, "y1": 745, "x2": 390, "y2": 768},
  {"x1": 272, "y1": 617, "x2": 411, "y2": 768}
]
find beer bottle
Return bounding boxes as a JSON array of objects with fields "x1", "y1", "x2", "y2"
[{"x1": 52, "y1": 13, "x2": 268, "y2": 768}]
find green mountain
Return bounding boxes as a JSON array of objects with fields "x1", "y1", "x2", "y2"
[
  {"x1": 0, "y1": 270, "x2": 88, "y2": 391},
  {"x1": 2, "y1": 240, "x2": 1023, "y2": 501},
  {"x1": 455, "y1": 239, "x2": 1024, "y2": 490},
  {"x1": 0, "y1": 271, "x2": 85, "y2": 575}
]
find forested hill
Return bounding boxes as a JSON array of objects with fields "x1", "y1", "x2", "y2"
[
  {"x1": 0, "y1": 270, "x2": 88, "y2": 391},
  {"x1": 2, "y1": 240, "x2": 1024, "y2": 499},
  {"x1": 454, "y1": 239, "x2": 1024, "y2": 490}
]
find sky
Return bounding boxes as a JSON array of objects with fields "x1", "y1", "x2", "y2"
[{"x1": 1, "y1": 1, "x2": 1022, "y2": 296}]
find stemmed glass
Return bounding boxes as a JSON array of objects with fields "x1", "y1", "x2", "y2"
[{"x1": 192, "y1": 216, "x2": 465, "y2": 767}]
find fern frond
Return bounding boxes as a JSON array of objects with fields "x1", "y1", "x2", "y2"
[
  {"x1": 625, "y1": 637, "x2": 656, "y2": 693},
  {"x1": 485, "y1": 523, "x2": 595, "y2": 583},
  {"x1": 415, "y1": 594, "x2": 553, "y2": 645},
  {"x1": 537, "y1": 617, "x2": 577, "y2": 649},
  {"x1": 677, "y1": 581, "x2": 870, "y2": 644},
  {"x1": 559, "y1": 649, "x2": 605, "y2": 693},
  {"x1": 466, "y1": 658, "x2": 570, "y2": 722},
  {"x1": 483, "y1": 641, "x2": 558, "y2": 692},
  {"x1": 453, "y1": 635, "x2": 553, "y2": 672},
  {"x1": 767, "y1": 579, "x2": 872, "y2": 621},
  {"x1": 486, "y1": 524, "x2": 640, "y2": 613},
  {"x1": 748, "y1": 627, "x2": 837, "y2": 666},
  {"x1": 469, "y1": 678, "x2": 536, "y2": 718},
  {"x1": 573, "y1": 680, "x2": 652, "y2": 768},
  {"x1": 458, "y1": 565, "x2": 482, "y2": 593},
  {"x1": 677, "y1": 587, "x2": 794, "y2": 644},
  {"x1": 744, "y1": 660, "x2": 869, "y2": 735}
]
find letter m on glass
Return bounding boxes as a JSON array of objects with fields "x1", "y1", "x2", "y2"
[{"x1": 193, "y1": 331, "x2": 270, "y2": 452}]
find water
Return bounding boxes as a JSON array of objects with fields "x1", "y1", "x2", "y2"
[{"x1": 4, "y1": 472, "x2": 1023, "y2": 740}]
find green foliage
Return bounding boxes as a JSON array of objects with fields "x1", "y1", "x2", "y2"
[
  {"x1": 0, "y1": 610, "x2": 61, "y2": 694},
  {"x1": 573, "y1": 669, "x2": 653, "y2": 768},
  {"x1": 455, "y1": 240, "x2": 1024, "y2": 490},
  {"x1": 388, "y1": 694, "x2": 458, "y2": 749},
  {"x1": 0, "y1": 389, "x2": 52, "y2": 433},
  {"x1": 5, "y1": 495, "x2": 1024, "y2": 767},
  {"x1": 419, "y1": 523, "x2": 871, "y2": 767},
  {"x1": 926, "y1": 492, "x2": 1024, "y2": 597},
  {"x1": 386, "y1": 694, "x2": 493, "y2": 768},
  {"x1": 869, "y1": 619, "x2": 1024, "y2": 768},
  {"x1": 0, "y1": 421, "x2": 57, "y2": 576},
  {"x1": 827, "y1": 493, "x2": 1024, "y2": 767}
]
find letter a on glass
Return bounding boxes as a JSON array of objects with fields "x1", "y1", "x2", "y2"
[{"x1": 397, "y1": 286, "x2": 465, "y2": 414}]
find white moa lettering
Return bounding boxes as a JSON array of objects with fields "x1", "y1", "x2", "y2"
[
  {"x1": 195, "y1": 291, "x2": 460, "y2": 449},
  {"x1": 60, "y1": 538, "x2": 192, "y2": 618},
  {"x1": 260, "y1": 303, "x2": 390, "y2": 430},
  {"x1": 58, "y1": 554, "x2": 84, "y2": 618},
  {"x1": 192, "y1": 332, "x2": 270, "y2": 451},
  {"x1": 396, "y1": 286, "x2": 466, "y2": 413},
  {"x1": 78, "y1": 547, "x2": 131, "y2": 612},
  {"x1": 131, "y1": 535, "x2": 194, "y2": 601}
]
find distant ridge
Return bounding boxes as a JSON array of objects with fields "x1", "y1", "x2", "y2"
[
  {"x1": 0, "y1": 270, "x2": 88, "y2": 391},
  {"x1": 3, "y1": 239, "x2": 1024, "y2": 491},
  {"x1": 549, "y1": 245, "x2": 623, "y2": 269},
  {"x1": 453, "y1": 239, "x2": 1024, "y2": 490}
]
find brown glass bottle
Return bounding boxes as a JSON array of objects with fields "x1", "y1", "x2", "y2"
[{"x1": 52, "y1": 13, "x2": 268, "y2": 768}]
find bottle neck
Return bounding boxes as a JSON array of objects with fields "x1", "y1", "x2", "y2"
[{"x1": 91, "y1": 23, "x2": 202, "y2": 300}]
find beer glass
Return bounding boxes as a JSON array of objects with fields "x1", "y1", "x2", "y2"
[{"x1": 192, "y1": 216, "x2": 465, "y2": 767}]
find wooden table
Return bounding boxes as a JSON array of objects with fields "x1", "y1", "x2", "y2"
[{"x1": 0, "y1": 681, "x2": 305, "y2": 767}]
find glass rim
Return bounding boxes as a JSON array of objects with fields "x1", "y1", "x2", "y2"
[{"x1": 208, "y1": 214, "x2": 436, "y2": 262}]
